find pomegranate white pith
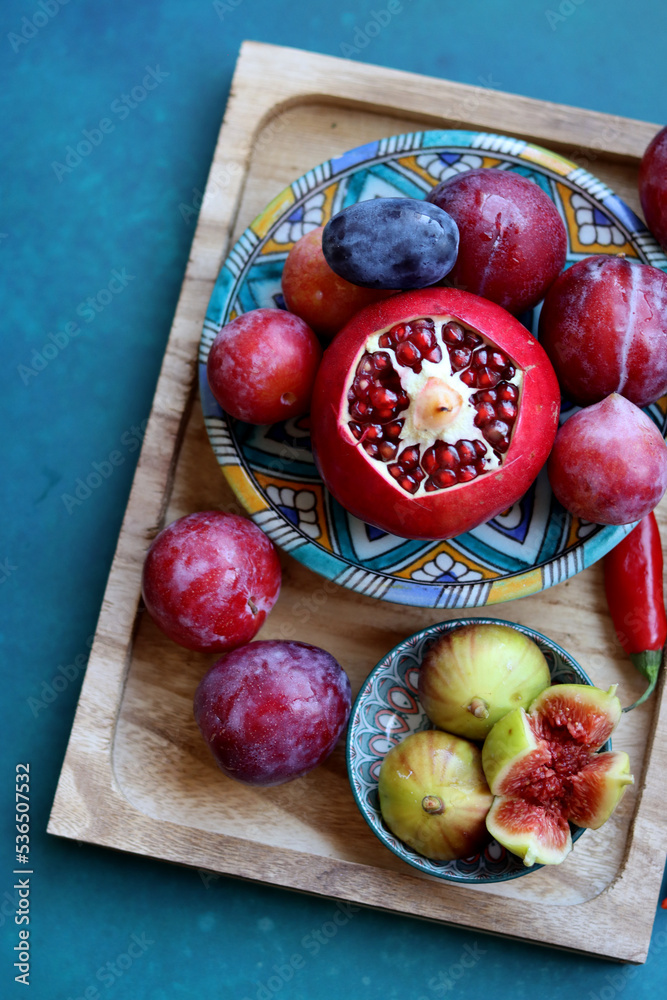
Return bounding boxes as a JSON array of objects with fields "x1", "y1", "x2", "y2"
[{"x1": 344, "y1": 315, "x2": 524, "y2": 497}]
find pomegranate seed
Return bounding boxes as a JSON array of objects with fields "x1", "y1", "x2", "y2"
[
  {"x1": 353, "y1": 376, "x2": 371, "y2": 397},
  {"x1": 349, "y1": 423, "x2": 362, "y2": 439},
  {"x1": 396, "y1": 341, "x2": 421, "y2": 368},
  {"x1": 399, "y1": 446, "x2": 420, "y2": 470},
  {"x1": 413, "y1": 329, "x2": 436, "y2": 351},
  {"x1": 378, "y1": 441, "x2": 398, "y2": 461},
  {"x1": 364, "y1": 424, "x2": 383, "y2": 440},
  {"x1": 364, "y1": 442, "x2": 380, "y2": 458},
  {"x1": 436, "y1": 443, "x2": 459, "y2": 468},
  {"x1": 505, "y1": 364, "x2": 516, "y2": 379},
  {"x1": 497, "y1": 382, "x2": 518, "y2": 402},
  {"x1": 475, "y1": 388, "x2": 497, "y2": 403},
  {"x1": 385, "y1": 421, "x2": 403, "y2": 439},
  {"x1": 422, "y1": 447, "x2": 438, "y2": 475},
  {"x1": 457, "y1": 465, "x2": 478, "y2": 483},
  {"x1": 477, "y1": 368, "x2": 501, "y2": 389},
  {"x1": 423, "y1": 345, "x2": 443, "y2": 364},
  {"x1": 350, "y1": 400, "x2": 369, "y2": 419},
  {"x1": 491, "y1": 351, "x2": 508, "y2": 369},
  {"x1": 378, "y1": 333, "x2": 392, "y2": 348},
  {"x1": 474, "y1": 402, "x2": 496, "y2": 426},
  {"x1": 449, "y1": 347, "x2": 471, "y2": 370},
  {"x1": 497, "y1": 400, "x2": 518, "y2": 422},
  {"x1": 388, "y1": 463, "x2": 402, "y2": 479},
  {"x1": 373, "y1": 352, "x2": 392, "y2": 372},
  {"x1": 395, "y1": 392, "x2": 409, "y2": 408},
  {"x1": 375, "y1": 408, "x2": 395, "y2": 422},
  {"x1": 457, "y1": 440, "x2": 476, "y2": 464},
  {"x1": 483, "y1": 420, "x2": 511, "y2": 452},
  {"x1": 424, "y1": 479, "x2": 438, "y2": 492},
  {"x1": 473, "y1": 439, "x2": 487, "y2": 457},
  {"x1": 399, "y1": 475, "x2": 419, "y2": 494},
  {"x1": 465, "y1": 332, "x2": 483, "y2": 348},
  {"x1": 442, "y1": 321, "x2": 465, "y2": 345},
  {"x1": 432, "y1": 468, "x2": 457, "y2": 489},
  {"x1": 359, "y1": 354, "x2": 374, "y2": 374},
  {"x1": 413, "y1": 319, "x2": 434, "y2": 332},
  {"x1": 394, "y1": 325, "x2": 410, "y2": 342},
  {"x1": 370, "y1": 386, "x2": 398, "y2": 408},
  {"x1": 475, "y1": 458, "x2": 487, "y2": 474},
  {"x1": 473, "y1": 348, "x2": 490, "y2": 367},
  {"x1": 413, "y1": 466, "x2": 426, "y2": 484},
  {"x1": 460, "y1": 369, "x2": 477, "y2": 387}
]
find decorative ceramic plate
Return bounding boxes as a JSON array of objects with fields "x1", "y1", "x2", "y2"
[
  {"x1": 199, "y1": 130, "x2": 667, "y2": 609},
  {"x1": 346, "y1": 617, "x2": 605, "y2": 883}
]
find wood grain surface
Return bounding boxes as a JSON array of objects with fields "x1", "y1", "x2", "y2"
[{"x1": 48, "y1": 42, "x2": 667, "y2": 963}]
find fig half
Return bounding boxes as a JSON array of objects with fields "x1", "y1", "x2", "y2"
[{"x1": 482, "y1": 684, "x2": 633, "y2": 867}]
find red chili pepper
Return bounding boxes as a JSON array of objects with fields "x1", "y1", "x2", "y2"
[{"x1": 604, "y1": 512, "x2": 666, "y2": 711}]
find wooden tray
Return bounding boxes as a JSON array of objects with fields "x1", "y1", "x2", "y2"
[{"x1": 48, "y1": 42, "x2": 667, "y2": 963}]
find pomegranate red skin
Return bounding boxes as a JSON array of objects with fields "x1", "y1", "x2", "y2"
[
  {"x1": 426, "y1": 168, "x2": 567, "y2": 315},
  {"x1": 207, "y1": 308, "x2": 322, "y2": 424},
  {"x1": 310, "y1": 288, "x2": 561, "y2": 540},
  {"x1": 194, "y1": 640, "x2": 352, "y2": 786},
  {"x1": 547, "y1": 394, "x2": 667, "y2": 525},
  {"x1": 639, "y1": 126, "x2": 667, "y2": 251},
  {"x1": 538, "y1": 255, "x2": 667, "y2": 408},
  {"x1": 142, "y1": 512, "x2": 281, "y2": 652}
]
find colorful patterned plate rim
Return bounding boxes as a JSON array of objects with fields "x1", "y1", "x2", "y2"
[
  {"x1": 199, "y1": 129, "x2": 667, "y2": 610},
  {"x1": 345, "y1": 616, "x2": 605, "y2": 884}
]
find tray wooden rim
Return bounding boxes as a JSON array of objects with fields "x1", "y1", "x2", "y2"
[{"x1": 48, "y1": 41, "x2": 667, "y2": 964}]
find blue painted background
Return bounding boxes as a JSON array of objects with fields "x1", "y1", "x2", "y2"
[{"x1": 1, "y1": 0, "x2": 666, "y2": 997}]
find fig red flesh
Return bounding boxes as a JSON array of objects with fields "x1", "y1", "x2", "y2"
[{"x1": 483, "y1": 684, "x2": 633, "y2": 867}]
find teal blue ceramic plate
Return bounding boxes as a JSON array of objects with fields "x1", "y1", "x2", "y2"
[
  {"x1": 346, "y1": 618, "x2": 606, "y2": 883},
  {"x1": 199, "y1": 130, "x2": 667, "y2": 609}
]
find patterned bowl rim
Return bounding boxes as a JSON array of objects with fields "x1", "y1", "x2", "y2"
[
  {"x1": 200, "y1": 128, "x2": 667, "y2": 610},
  {"x1": 345, "y1": 616, "x2": 598, "y2": 884}
]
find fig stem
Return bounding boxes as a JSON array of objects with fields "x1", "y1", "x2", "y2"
[
  {"x1": 421, "y1": 795, "x2": 445, "y2": 815},
  {"x1": 468, "y1": 697, "x2": 490, "y2": 720}
]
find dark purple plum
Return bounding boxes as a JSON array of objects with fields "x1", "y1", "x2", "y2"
[
  {"x1": 194, "y1": 640, "x2": 352, "y2": 786},
  {"x1": 321, "y1": 197, "x2": 459, "y2": 289}
]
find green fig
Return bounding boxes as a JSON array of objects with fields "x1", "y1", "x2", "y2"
[
  {"x1": 418, "y1": 623, "x2": 551, "y2": 740},
  {"x1": 378, "y1": 730, "x2": 493, "y2": 861}
]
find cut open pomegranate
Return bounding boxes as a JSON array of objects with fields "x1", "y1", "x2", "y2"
[{"x1": 310, "y1": 289, "x2": 560, "y2": 540}]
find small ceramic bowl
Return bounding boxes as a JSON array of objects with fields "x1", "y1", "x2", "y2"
[{"x1": 346, "y1": 617, "x2": 602, "y2": 883}]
